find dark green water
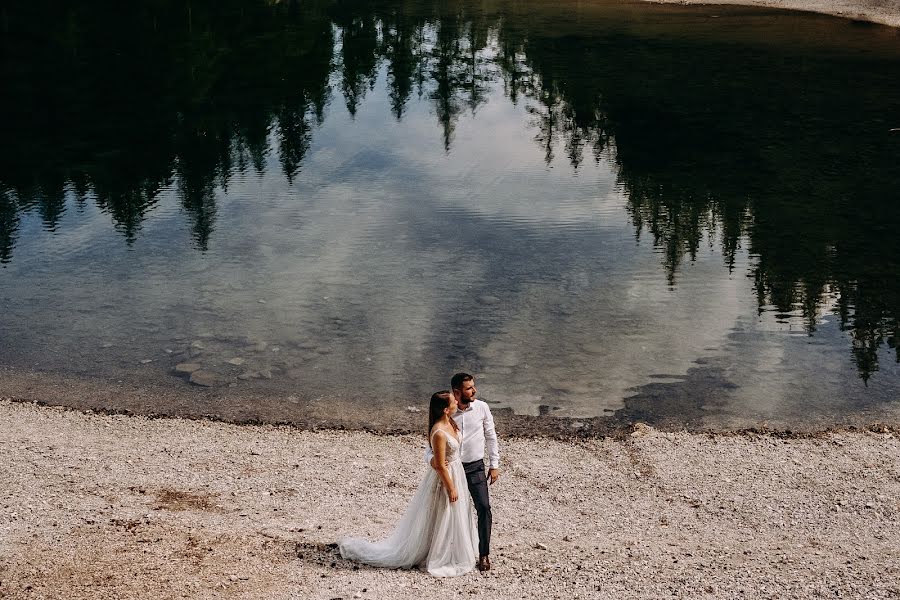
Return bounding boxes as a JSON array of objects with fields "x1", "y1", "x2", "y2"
[{"x1": 1, "y1": 0, "x2": 899, "y2": 428}]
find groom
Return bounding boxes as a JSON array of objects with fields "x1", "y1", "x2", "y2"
[{"x1": 436, "y1": 372, "x2": 501, "y2": 571}]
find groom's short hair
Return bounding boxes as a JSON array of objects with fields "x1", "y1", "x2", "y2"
[{"x1": 450, "y1": 372, "x2": 474, "y2": 390}]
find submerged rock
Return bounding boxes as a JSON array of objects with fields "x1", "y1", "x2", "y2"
[
  {"x1": 174, "y1": 363, "x2": 202, "y2": 374},
  {"x1": 189, "y1": 371, "x2": 217, "y2": 387},
  {"x1": 226, "y1": 358, "x2": 246, "y2": 366}
]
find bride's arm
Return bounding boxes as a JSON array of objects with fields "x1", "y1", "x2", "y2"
[{"x1": 432, "y1": 431, "x2": 458, "y2": 503}]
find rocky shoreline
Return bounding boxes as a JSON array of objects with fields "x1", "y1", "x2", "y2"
[
  {"x1": 6, "y1": 365, "x2": 900, "y2": 438},
  {"x1": 2, "y1": 399, "x2": 899, "y2": 599},
  {"x1": 645, "y1": 0, "x2": 900, "y2": 28}
]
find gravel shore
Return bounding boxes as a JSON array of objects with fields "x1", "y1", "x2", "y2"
[
  {"x1": 1, "y1": 399, "x2": 899, "y2": 599},
  {"x1": 645, "y1": 0, "x2": 900, "y2": 28}
]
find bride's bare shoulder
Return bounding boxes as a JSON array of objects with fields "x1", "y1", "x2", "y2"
[{"x1": 430, "y1": 425, "x2": 451, "y2": 441}]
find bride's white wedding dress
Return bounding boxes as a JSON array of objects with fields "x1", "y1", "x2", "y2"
[{"x1": 338, "y1": 431, "x2": 478, "y2": 577}]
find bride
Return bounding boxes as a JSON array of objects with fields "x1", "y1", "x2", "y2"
[{"x1": 338, "y1": 391, "x2": 478, "y2": 577}]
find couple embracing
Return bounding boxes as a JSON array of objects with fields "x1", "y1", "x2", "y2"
[{"x1": 338, "y1": 373, "x2": 501, "y2": 577}]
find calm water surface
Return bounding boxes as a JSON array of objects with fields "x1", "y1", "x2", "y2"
[{"x1": 2, "y1": 0, "x2": 899, "y2": 428}]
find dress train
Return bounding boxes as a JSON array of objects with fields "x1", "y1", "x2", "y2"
[{"x1": 338, "y1": 435, "x2": 477, "y2": 577}]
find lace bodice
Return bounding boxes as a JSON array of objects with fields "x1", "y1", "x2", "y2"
[{"x1": 431, "y1": 430, "x2": 461, "y2": 463}]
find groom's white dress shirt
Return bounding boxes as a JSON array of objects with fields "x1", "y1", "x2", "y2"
[
  {"x1": 453, "y1": 399, "x2": 500, "y2": 468},
  {"x1": 425, "y1": 399, "x2": 500, "y2": 468}
]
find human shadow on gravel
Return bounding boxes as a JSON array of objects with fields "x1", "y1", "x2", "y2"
[
  {"x1": 294, "y1": 540, "x2": 415, "y2": 574},
  {"x1": 294, "y1": 541, "x2": 343, "y2": 566}
]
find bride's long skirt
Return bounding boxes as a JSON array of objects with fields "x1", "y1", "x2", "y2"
[{"x1": 338, "y1": 460, "x2": 478, "y2": 577}]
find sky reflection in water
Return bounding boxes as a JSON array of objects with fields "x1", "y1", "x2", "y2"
[{"x1": 1, "y1": 0, "x2": 899, "y2": 426}]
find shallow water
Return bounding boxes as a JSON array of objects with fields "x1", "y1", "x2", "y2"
[{"x1": 1, "y1": 0, "x2": 899, "y2": 427}]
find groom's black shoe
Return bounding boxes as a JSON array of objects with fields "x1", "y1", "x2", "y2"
[{"x1": 477, "y1": 555, "x2": 491, "y2": 571}]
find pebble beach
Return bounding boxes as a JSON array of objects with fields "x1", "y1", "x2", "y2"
[
  {"x1": 645, "y1": 0, "x2": 900, "y2": 27},
  {"x1": 2, "y1": 399, "x2": 899, "y2": 599}
]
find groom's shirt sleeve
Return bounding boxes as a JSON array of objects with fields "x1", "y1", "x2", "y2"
[{"x1": 482, "y1": 403, "x2": 500, "y2": 469}]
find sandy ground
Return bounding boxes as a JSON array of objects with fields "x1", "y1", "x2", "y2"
[
  {"x1": 645, "y1": 0, "x2": 900, "y2": 27},
  {"x1": 1, "y1": 399, "x2": 899, "y2": 599}
]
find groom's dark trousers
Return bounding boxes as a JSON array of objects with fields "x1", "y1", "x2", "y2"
[{"x1": 462, "y1": 459, "x2": 492, "y2": 557}]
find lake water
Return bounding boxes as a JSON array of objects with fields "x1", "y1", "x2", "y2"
[{"x1": 2, "y1": 0, "x2": 899, "y2": 429}]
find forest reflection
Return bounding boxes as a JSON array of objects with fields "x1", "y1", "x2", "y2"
[{"x1": 1, "y1": 0, "x2": 898, "y2": 380}]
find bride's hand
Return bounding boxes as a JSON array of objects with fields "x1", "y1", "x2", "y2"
[{"x1": 448, "y1": 487, "x2": 458, "y2": 503}]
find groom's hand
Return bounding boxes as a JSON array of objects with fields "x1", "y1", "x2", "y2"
[
  {"x1": 488, "y1": 468, "x2": 500, "y2": 484},
  {"x1": 429, "y1": 457, "x2": 450, "y2": 470}
]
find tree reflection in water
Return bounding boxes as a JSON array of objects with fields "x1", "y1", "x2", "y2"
[{"x1": 1, "y1": 0, "x2": 898, "y2": 378}]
